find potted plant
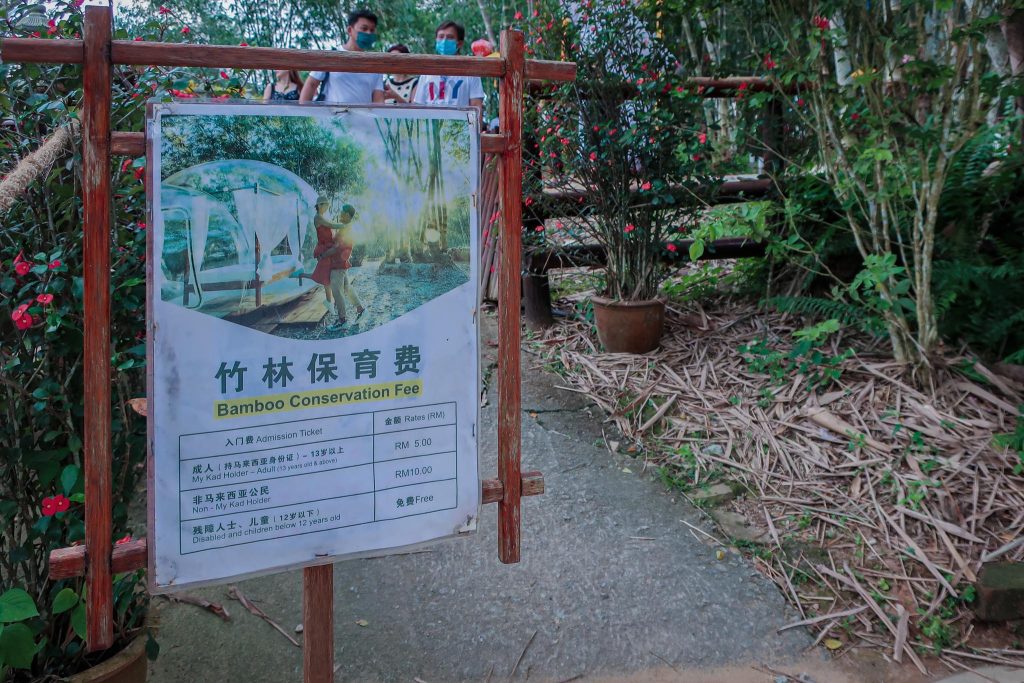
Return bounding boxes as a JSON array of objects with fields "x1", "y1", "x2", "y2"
[
  {"x1": 0, "y1": 1, "x2": 229, "y2": 678},
  {"x1": 525, "y1": 0, "x2": 714, "y2": 353}
]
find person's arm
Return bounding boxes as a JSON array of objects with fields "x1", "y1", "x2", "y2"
[
  {"x1": 262, "y1": 83, "x2": 273, "y2": 102},
  {"x1": 299, "y1": 75, "x2": 322, "y2": 103},
  {"x1": 372, "y1": 89, "x2": 385, "y2": 104},
  {"x1": 469, "y1": 77, "x2": 485, "y2": 124}
]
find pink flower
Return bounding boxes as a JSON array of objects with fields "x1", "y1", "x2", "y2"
[
  {"x1": 181, "y1": 26, "x2": 190, "y2": 35},
  {"x1": 158, "y1": 5, "x2": 171, "y2": 14},
  {"x1": 640, "y1": 181, "x2": 651, "y2": 191},
  {"x1": 698, "y1": 132, "x2": 707, "y2": 144},
  {"x1": 15, "y1": 261, "x2": 31, "y2": 276},
  {"x1": 48, "y1": 259, "x2": 62, "y2": 270},
  {"x1": 11, "y1": 304, "x2": 29, "y2": 321},
  {"x1": 812, "y1": 15, "x2": 829, "y2": 30},
  {"x1": 36, "y1": 293, "x2": 53, "y2": 304},
  {"x1": 116, "y1": 534, "x2": 132, "y2": 545},
  {"x1": 666, "y1": 243, "x2": 677, "y2": 252},
  {"x1": 534, "y1": 226, "x2": 544, "y2": 232},
  {"x1": 514, "y1": 11, "x2": 523, "y2": 19},
  {"x1": 624, "y1": 224, "x2": 635, "y2": 233}
]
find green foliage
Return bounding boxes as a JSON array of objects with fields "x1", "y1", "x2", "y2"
[
  {"x1": 160, "y1": 114, "x2": 365, "y2": 197},
  {"x1": 993, "y1": 408, "x2": 1024, "y2": 475},
  {"x1": 740, "y1": 319, "x2": 853, "y2": 391},
  {"x1": 1, "y1": 4, "x2": 157, "y2": 679}
]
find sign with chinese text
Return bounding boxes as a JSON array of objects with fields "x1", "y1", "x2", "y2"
[{"x1": 146, "y1": 102, "x2": 480, "y2": 591}]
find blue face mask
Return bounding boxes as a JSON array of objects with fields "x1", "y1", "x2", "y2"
[
  {"x1": 355, "y1": 31, "x2": 377, "y2": 49},
  {"x1": 435, "y1": 38, "x2": 458, "y2": 56}
]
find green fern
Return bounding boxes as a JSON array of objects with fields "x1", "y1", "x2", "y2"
[{"x1": 766, "y1": 295, "x2": 885, "y2": 335}]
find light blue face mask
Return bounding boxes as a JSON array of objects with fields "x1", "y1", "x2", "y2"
[
  {"x1": 435, "y1": 38, "x2": 458, "y2": 56},
  {"x1": 355, "y1": 31, "x2": 377, "y2": 49}
]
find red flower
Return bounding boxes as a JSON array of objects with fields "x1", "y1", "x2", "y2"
[
  {"x1": 532, "y1": 9, "x2": 538, "y2": 16},
  {"x1": 589, "y1": 152, "x2": 597, "y2": 161},
  {"x1": 49, "y1": 259, "x2": 62, "y2": 270},
  {"x1": 36, "y1": 293, "x2": 54, "y2": 304},
  {"x1": 42, "y1": 497, "x2": 57, "y2": 516},
  {"x1": 624, "y1": 224, "x2": 635, "y2": 233},
  {"x1": 692, "y1": 154, "x2": 702, "y2": 161},
  {"x1": 640, "y1": 181, "x2": 651, "y2": 191},
  {"x1": 11, "y1": 304, "x2": 29, "y2": 321},
  {"x1": 812, "y1": 15, "x2": 829, "y2": 30},
  {"x1": 698, "y1": 132, "x2": 707, "y2": 144},
  {"x1": 797, "y1": 98, "x2": 805, "y2": 107},
  {"x1": 134, "y1": 36, "x2": 143, "y2": 41},
  {"x1": 116, "y1": 534, "x2": 132, "y2": 545},
  {"x1": 158, "y1": 5, "x2": 171, "y2": 14},
  {"x1": 850, "y1": 112, "x2": 860, "y2": 121},
  {"x1": 47, "y1": 19, "x2": 58, "y2": 35},
  {"x1": 763, "y1": 53, "x2": 776, "y2": 70},
  {"x1": 53, "y1": 495, "x2": 70, "y2": 513},
  {"x1": 524, "y1": 197, "x2": 533, "y2": 207},
  {"x1": 220, "y1": 71, "x2": 229, "y2": 79},
  {"x1": 738, "y1": 82, "x2": 749, "y2": 91},
  {"x1": 138, "y1": 221, "x2": 147, "y2": 230},
  {"x1": 134, "y1": 166, "x2": 145, "y2": 180},
  {"x1": 239, "y1": 42, "x2": 249, "y2": 46},
  {"x1": 514, "y1": 11, "x2": 523, "y2": 19},
  {"x1": 15, "y1": 261, "x2": 31, "y2": 276},
  {"x1": 14, "y1": 314, "x2": 32, "y2": 330},
  {"x1": 181, "y1": 26, "x2": 190, "y2": 35},
  {"x1": 666, "y1": 243, "x2": 677, "y2": 252},
  {"x1": 534, "y1": 226, "x2": 543, "y2": 232}
]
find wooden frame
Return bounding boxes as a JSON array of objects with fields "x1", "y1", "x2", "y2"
[{"x1": 0, "y1": 8, "x2": 573, "y2": 681}]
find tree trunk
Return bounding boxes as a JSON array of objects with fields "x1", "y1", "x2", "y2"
[{"x1": 1002, "y1": 9, "x2": 1024, "y2": 116}]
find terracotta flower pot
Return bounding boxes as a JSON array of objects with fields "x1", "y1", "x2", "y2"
[
  {"x1": 591, "y1": 296, "x2": 665, "y2": 353},
  {"x1": 69, "y1": 631, "x2": 148, "y2": 683}
]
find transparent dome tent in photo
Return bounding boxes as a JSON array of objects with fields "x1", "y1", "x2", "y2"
[{"x1": 160, "y1": 160, "x2": 319, "y2": 313}]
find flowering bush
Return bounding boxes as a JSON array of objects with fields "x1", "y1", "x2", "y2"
[
  {"x1": 518, "y1": 0, "x2": 718, "y2": 301},
  {"x1": 0, "y1": 0, "x2": 240, "y2": 676}
]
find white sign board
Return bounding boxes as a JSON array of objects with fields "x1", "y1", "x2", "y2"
[{"x1": 146, "y1": 102, "x2": 480, "y2": 591}]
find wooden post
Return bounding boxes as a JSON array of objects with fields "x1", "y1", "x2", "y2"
[
  {"x1": 82, "y1": 4, "x2": 115, "y2": 652},
  {"x1": 303, "y1": 564, "x2": 334, "y2": 683},
  {"x1": 497, "y1": 28, "x2": 525, "y2": 564}
]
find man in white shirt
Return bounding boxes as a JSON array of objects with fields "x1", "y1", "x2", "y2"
[
  {"x1": 299, "y1": 9, "x2": 386, "y2": 104},
  {"x1": 412, "y1": 20, "x2": 485, "y2": 115}
]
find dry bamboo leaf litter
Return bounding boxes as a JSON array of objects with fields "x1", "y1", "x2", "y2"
[{"x1": 534, "y1": 300, "x2": 1024, "y2": 673}]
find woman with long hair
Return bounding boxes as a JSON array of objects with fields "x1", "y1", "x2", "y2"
[{"x1": 263, "y1": 69, "x2": 304, "y2": 101}]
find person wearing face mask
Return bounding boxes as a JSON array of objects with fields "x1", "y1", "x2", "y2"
[
  {"x1": 299, "y1": 9, "x2": 386, "y2": 104},
  {"x1": 412, "y1": 20, "x2": 485, "y2": 116}
]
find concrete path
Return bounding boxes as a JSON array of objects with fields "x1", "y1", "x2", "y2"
[{"x1": 149, "y1": 317, "x2": 887, "y2": 682}]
